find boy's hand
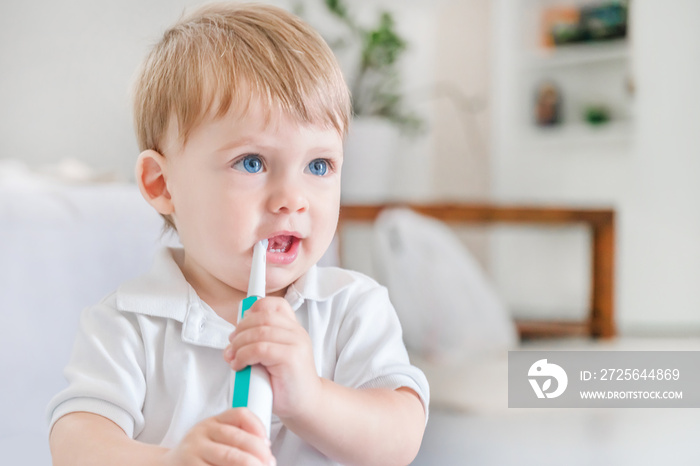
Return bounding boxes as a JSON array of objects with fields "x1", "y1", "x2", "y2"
[
  {"x1": 163, "y1": 408, "x2": 274, "y2": 466},
  {"x1": 224, "y1": 297, "x2": 321, "y2": 420}
]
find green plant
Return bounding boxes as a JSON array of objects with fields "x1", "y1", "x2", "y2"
[
  {"x1": 584, "y1": 104, "x2": 611, "y2": 125},
  {"x1": 320, "y1": 0, "x2": 423, "y2": 133}
]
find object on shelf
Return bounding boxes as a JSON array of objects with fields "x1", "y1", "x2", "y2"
[
  {"x1": 541, "y1": 1, "x2": 628, "y2": 48},
  {"x1": 541, "y1": 7, "x2": 580, "y2": 48},
  {"x1": 579, "y1": 3, "x2": 628, "y2": 42},
  {"x1": 584, "y1": 104, "x2": 611, "y2": 125},
  {"x1": 534, "y1": 81, "x2": 563, "y2": 126}
]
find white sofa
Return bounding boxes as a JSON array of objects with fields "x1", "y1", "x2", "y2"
[{"x1": 0, "y1": 176, "x2": 172, "y2": 464}]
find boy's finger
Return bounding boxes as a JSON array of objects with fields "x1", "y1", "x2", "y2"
[
  {"x1": 229, "y1": 340, "x2": 292, "y2": 371},
  {"x1": 223, "y1": 344, "x2": 235, "y2": 363},
  {"x1": 249, "y1": 296, "x2": 296, "y2": 319},
  {"x1": 217, "y1": 408, "x2": 268, "y2": 438},
  {"x1": 206, "y1": 422, "x2": 271, "y2": 465},
  {"x1": 231, "y1": 325, "x2": 296, "y2": 350},
  {"x1": 202, "y1": 440, "x2": 270, "y2": 466},
  {"x1": 230, "y1": 308, "x2": 296, "y2": 341}
]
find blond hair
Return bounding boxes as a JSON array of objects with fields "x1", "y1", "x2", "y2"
[{"x1": 132, "y1": 2, "x2": 351, "y2": 154}]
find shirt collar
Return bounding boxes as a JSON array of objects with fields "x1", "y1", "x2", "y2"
[
  {"x1": 116, "y1": 248, "x2": 234, "y2": 349},
  {"x1": 116, "y1": 247, "x2": 191, "y2": 322},
  {"x1": 116, "y1": 248, "x2": 356, "y2": 341},
  {"x1": 284, "y1": 263, "x2": 356, "y2": 311}
]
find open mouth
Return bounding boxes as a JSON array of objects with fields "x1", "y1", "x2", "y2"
[
  {"x1": 267, "y1": 235, "x2": 295, "y2": 253},
  {"x1": 265, "y1": 234, "x2": 300, "y2": 265}
]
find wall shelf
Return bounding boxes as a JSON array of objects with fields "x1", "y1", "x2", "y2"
[
  {"x1": 524, "y1": 40, "x2": 628, "y2": 70},
  {"x1": 510, "y1": 1, "x2": 634, "y2": 147},
  {"x1": 525, "y1": 120, "x2": 633, "y2": 146}
]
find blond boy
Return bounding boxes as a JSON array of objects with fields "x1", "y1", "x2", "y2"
[{"x1": 48, "y1": 3, "x2": 428, "y2": 465}]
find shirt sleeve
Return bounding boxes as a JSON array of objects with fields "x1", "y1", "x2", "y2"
[
  {"x1": 333, "y1": 285, "x2": 430, "y2": 421},
  {"x1": 46, "y1": 296, "x2": 147, "y2": 438}
]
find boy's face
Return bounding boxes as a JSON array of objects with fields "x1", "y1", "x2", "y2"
[{"x1": 161, "y1": 101, "x2": 343, "y2": 300}]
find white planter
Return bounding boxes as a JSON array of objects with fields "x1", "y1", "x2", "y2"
[{"x1": 341, "y1": 117, "x2": 400, "y2": 203}]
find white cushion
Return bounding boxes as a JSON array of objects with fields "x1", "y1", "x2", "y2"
[{"x1": 372, "y1": 208, "x2": 517, "y2": 362}]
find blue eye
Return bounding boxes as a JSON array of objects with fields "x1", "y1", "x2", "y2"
[
  {"x1": 234, "y1": 155, "x2": 263, "y2": 173},
  {"x1": 307, "y1": 159, "x2": 329, "y2": 176}
]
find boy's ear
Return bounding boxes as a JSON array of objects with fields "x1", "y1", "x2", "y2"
[{"x1": 135, "y1": 150, "x2": 174, "y2": 215}]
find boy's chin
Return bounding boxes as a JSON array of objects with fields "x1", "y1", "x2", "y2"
[{"x1": 265, "y1": 270, "x2": 301, "y2": 296}]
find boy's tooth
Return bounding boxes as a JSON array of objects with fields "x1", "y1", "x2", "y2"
[{"x1": 266, "y1": 235, "x2": 294, "y2": 254}]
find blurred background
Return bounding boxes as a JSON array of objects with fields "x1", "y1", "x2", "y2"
[
  {"x1": 3, "y1": 0, "x2": 699, "y2": 334},
  {"x1": 2, "y1": 0, "x2": 700, "y2": 464}
]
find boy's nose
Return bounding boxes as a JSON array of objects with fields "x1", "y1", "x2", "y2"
[{"x1": 267, "y1": 179, "x2": 309, "y2": 214}]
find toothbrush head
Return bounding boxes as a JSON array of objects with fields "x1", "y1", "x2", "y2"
[{"x1": 247, "y1": 239, "x2": 268, "y2": 298}]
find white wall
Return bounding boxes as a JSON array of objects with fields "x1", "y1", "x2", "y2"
[
  {"x1": 0, "y1": 0, "x2": 215, "y2": 178},
  {"x1": 0, "y1": 0, "x2": 440, "y2": 195},
  {"x1": 491, "y1": 0, "x2": 700, "y2": 334},
  {"x1": 432, "y1": 0, "x2": 492, "y2": 201}
]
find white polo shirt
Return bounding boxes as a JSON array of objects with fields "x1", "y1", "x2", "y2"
[{"x1": 47, "y1": 248, "x2": 429, "y2": 464}]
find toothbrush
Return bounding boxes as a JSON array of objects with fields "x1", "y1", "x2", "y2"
[{"x1": 232, "y1": 239, "x2": 273, "y2": 438}]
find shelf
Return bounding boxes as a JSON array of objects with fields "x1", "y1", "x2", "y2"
[
  {"x1": 504, "y1": 2, "x2": 634, "y2": 150},
  {"x1": 524, "y1": 40, "x2": 629, "y2": 70},
  {"x1": 524, "y1": 120, "x2": 633, "y2": 146}
]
